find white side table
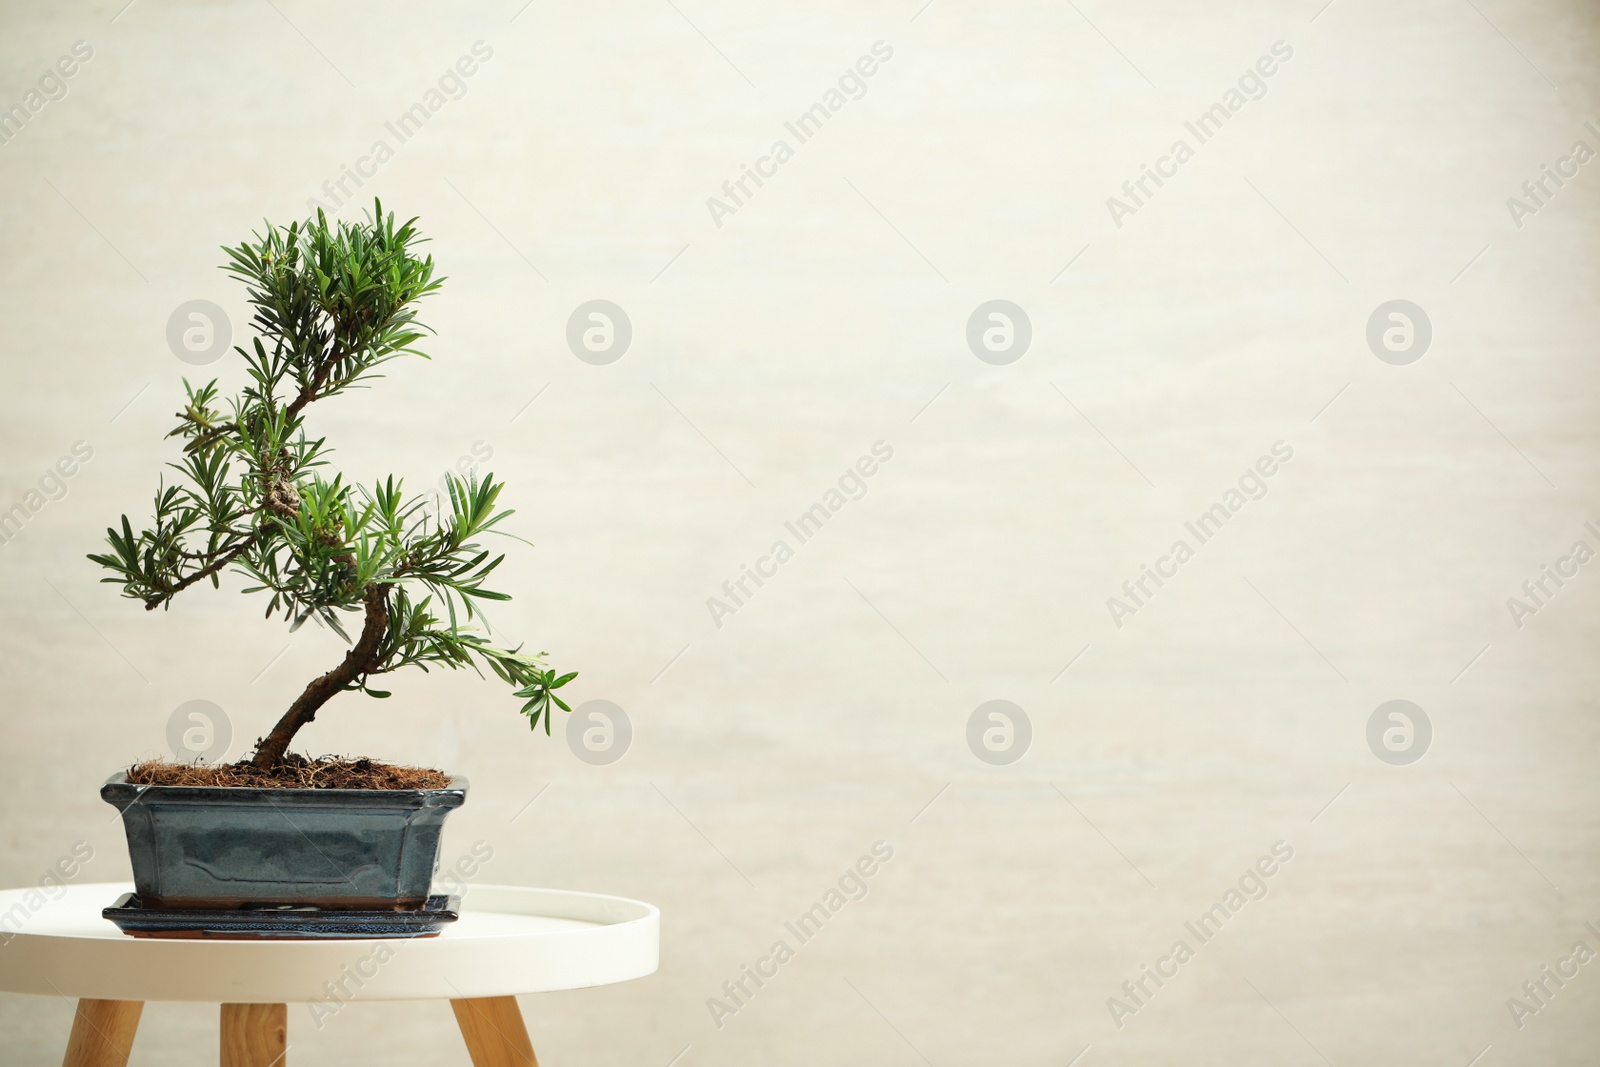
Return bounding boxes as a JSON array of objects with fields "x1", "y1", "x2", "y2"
[{"x1": 0, "y1": 882, "x2": 659, "y2": 1067}]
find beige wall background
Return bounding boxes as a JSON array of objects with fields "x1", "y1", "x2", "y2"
[{"x1": 2, "y1": 0, "x2": 1598, "y2": 1063}]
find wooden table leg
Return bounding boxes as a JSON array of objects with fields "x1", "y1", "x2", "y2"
[
  {"x1": 221, "y1": 1003, "x2": 287, "y2": 1067},
  {"x1": 62, "y1": 999, "x2": 142, "y2": 1067},
  {"x1": 451, "y1": 996, "x2": 539, "y2": 1067}
]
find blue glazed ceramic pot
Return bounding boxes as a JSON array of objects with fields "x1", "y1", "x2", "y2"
[{"x1": 101, "y1": 772, "x2": 467, "y2": 910}]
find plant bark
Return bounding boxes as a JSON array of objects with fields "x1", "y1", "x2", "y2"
[
  {"x1": 146, "y1": 538, "x2": 254, "y2": 610},
  {"x1": 249, "y1": 583, "x2": 389, "y2": 770},
  {"x1": 284, "y1": 345, "x2": 342, "y2": 421}
]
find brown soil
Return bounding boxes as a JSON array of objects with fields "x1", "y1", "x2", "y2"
[{"x1": 127, "y1": 754, "x2": 451, "y2": 790}]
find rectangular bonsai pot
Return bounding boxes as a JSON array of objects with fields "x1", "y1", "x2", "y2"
[{"x1": 101, "y1": 771, "x2": 468, "y2": 910}]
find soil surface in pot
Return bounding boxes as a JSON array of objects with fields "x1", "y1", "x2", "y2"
[{"x1": 126, "y1": 754, "x2": 450, "y2": 790}]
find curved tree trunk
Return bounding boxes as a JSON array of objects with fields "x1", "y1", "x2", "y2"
[{"x1": 249, "y1": 584, "x2": 389, "y2": 770}]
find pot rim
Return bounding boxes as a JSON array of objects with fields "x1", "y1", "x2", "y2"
[{"x1": 100, "y1": 769, "x2": 469, "y2": 801}]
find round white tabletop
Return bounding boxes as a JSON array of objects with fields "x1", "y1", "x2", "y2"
[{"x1": 0, "y1": 882, "x2": 659, "y2": 1004}]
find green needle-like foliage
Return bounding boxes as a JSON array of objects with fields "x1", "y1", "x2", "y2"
[{"x1": 88, "y1": 201, "x2": 575, "y2": 770}]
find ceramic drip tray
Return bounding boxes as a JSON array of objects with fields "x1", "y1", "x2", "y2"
[{"x1": 102, "y1": 893, "x2": 461, "y2": 939}]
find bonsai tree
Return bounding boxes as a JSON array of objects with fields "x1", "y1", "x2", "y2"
[{"x1": 89, "y1": 202, "x2": 574, "y2": 774}]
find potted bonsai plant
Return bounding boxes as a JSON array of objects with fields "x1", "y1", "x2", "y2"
[{"x1": 88, "y1": 202, "x2": 574, "y2": 933}]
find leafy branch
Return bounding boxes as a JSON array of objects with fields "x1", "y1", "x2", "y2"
[{"x1": 88, "y1": 202, "x2": 575, "y2": 769}]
